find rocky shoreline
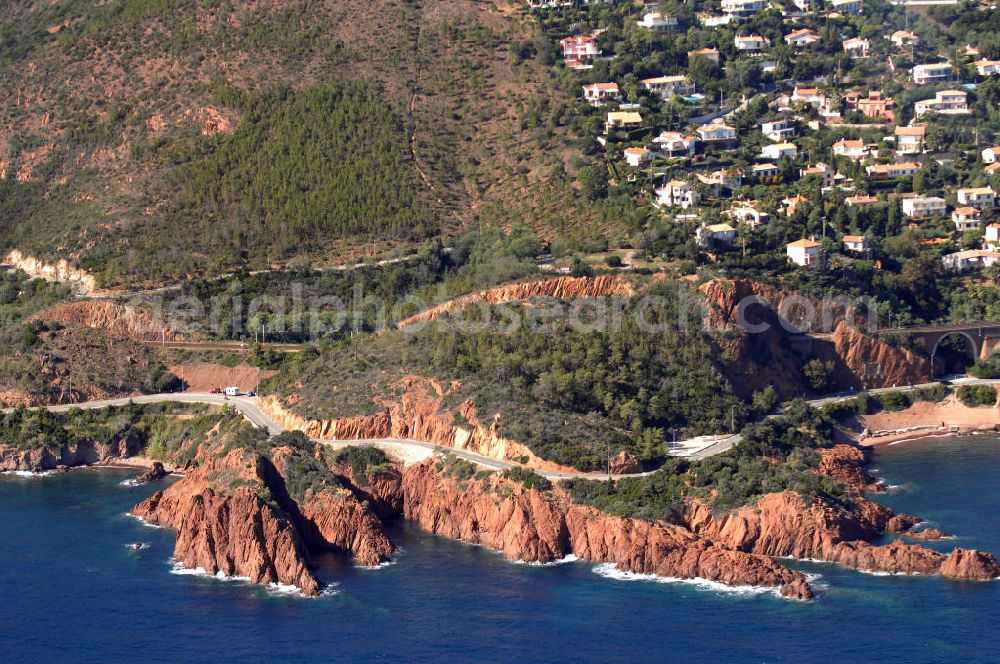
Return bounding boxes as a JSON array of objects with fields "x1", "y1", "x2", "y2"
[
  {"x1": 4, "y1": 434, "x2": 998, "y2": 600},
  {"x1": 126, "y1": 443, "x2": 1000, "y2": 599}
]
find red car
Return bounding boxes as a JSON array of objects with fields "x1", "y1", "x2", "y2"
[{"x1": 210, "y1": 387, "x2": 221, "y2": 394}]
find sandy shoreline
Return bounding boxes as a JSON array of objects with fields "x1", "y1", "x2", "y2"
[{"x1": 849, "y1": 396, "x2": 1000, "y2": 448}]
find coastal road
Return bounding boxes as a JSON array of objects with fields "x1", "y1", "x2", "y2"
[
  {"x1": 7, "y1": 392, "x2": 730, "y2": 481},
  {"x1": 19, "y1": 380, "x2": 997, "y2": 481}
]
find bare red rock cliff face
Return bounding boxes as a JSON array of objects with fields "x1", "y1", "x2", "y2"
[
  {"x1": 126, "y1": 440, "x2": 999, "y2": 598},
  {"x1": 130, "y1": 445, "x2": 399, "y2": 594},
  {"x1": 34, "y1": 300, "x2": 182, "y2": 342},
  {"x1": 395, "y1": 275, "x2": 635, "y2": 329},
  {"x1": 685, "y1": 490, "x2": 997, "y2": 580},
  {"x1": 699, "y1": 279, "x2": 930, "y2": 395},
  {"x1": 259, "y1": 378, "x2": 577, "y2": 473},
  {"x1": 401, "y1": 461, "x2": 813, "y2": 599},
  {"x1": 131, "y1": 449, "x2": 322, "y2": 595},
  {"x1": 0, "y1": 436, "x2": 146, "y2": 472},
  {"x1": 817, "y1": 321, "x2": 930, "y2": 389}
]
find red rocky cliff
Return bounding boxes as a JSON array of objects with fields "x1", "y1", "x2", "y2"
[
  {"x1": 132, "y1": 449, "x2": 322, "y2": 595},
  {"x1": 402, "y1": 461, "x2": 813, "y2": 599}
]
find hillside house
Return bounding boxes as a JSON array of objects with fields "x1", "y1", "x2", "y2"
[
  {"x1": 957, "y1": 187, "x2": 996, "y2": 209},
  {"x1": 842, "y1": 235, "x2": 869, "y2": 253},
  {"x1": 787, "y1": 239, "x2": 824, "y2": 267},
  {"x1": 800, "y1": 163, "x2": 836, "y2": 187},
  {"x1": 785, "y1": 29, "x2": 820, "y2": 48},
  {"x1": 952, "y1": 207, "x2": 982, "y2": 231},
  {"x1": 914, "y1": 90, "x2": 969, "y2": 117},
  {"x1": 761, "y1": 142, "x2": 798, "y2": 160},
  {"x1": 721, "y1": 0, "x2": 770, "y2": 16},
  {"x1": 831, "y1": 0, "x2": 862, "y2": 15},
  {"x1": 845, "y1": 195, "x2": 879, "y2": 207},
  {"x1": 637, "y1": 12, "x2": 678, "y2": 33},
  {"x1": 832, "y1": 139, "x2": 868, "y2": 160},
  {"x1": 911, "y1": 62, "x2": 955, "y2": 86},
  {"x1": 901, "y1": 195, "x2": 947, "y2": 219},
  {"x1": 761, "y1": 119, "x2": 797, "y2": 141},
  {"x1": 890, "y1": 31, "x2": 919, "y2": 47},
  {"x1": 866, "y1": 162, "x2": 919, "y2": 179},
  {"x1": 985, "y1": 223, "x2": 1000, "y2": 247},
  {"x1": 641, "y1": 75, "x2": 694, "y2": 99},
  {"x1": 791, "y1": 87, "x2": 826, "y2": 107},
  {"x1": 697, "y1": 223, "x2": 737, "y2": 246},
  {"x1": 605, "y1": 111, "x2": 643, "y2": 133},
  {"x1": 782, "y1": 194, "x2": 809, "y2": 215},
  {"x1": 895, "y1": 125, "x2": 926, "y2": 155},
  {"x1": 734, "y1": 35, "x2": 770, "y2": 53},
  {"x1": 842, "y1": 38, "x2": 870, "y2": 58},
  {"x1": 561, "y1": 36, "x2": 601, "y2": 62},
  {"x1": 696, "y1": 122, "x2": 737, "y2": 143},
  {"x1": 845, "y1": 91, "x2": 894, "y2": 121},
  {"x1": 943, "y1": 249, "x2": 1000, "y2": 272},
  {"x1": 729, "y1": 202, "x2": 769, "y2": 228},
  {"x1": 624, "y1": 147, "x2": 655, "y2": 167},
  {"x1": 752, "y1": 163, "x2": 780, "y2": 179},
  {"x1": 688, "y1": 48, "x2": 720, "y2": 65},
  {"x1": 655, "y1": 180, "x2": 700, "y2": 209},
  {"x1": 974, "y1": 59, "x2": 1000, "y2": 76},
  {"x1": 652, "y1": 131, "x2": 696, "y2": 157},
  {"x1": 582, "y1": 83, "x2": 620, "y2": 107}
]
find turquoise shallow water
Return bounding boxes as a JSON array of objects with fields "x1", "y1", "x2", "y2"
[{"x1": 2, "y1": 437, "x2": 1000, "y2": 663}]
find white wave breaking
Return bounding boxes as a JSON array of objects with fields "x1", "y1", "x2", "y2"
[
  {"x1": 358, "y1": 559, "x2": 398, "y2": 570},
  {"x1": 2, "y1": 470, "x2": 55, "y2": 478},
  {"x1": 513, "y1": 554, "x2": 580, "y2": 567},
  {"x1": 168, "y1": 560, "x2": 338, "y2": 597},
  {"x1": 123, "y1": 512, "x2": 166, "y2": 529},
  {"x1": 592, "y1": 563, "x2": 782, "y2": 597}
]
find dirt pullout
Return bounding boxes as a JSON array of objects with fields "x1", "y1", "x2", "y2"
[
  {"x1": 170, "y1": 363, "x2": 275, "y2": 393},
  {"x1": 852, "y1": 392, "x2": 999, "y2": 447},
  {"x1": 395, "y1": 275, "x2": 635, "y2": 329},
  {"x1": 5, "y1": 250, "x2": 98, "y2": 295},
  {"x1": 34, "y1": 300, "x2": 181, "y2": 342}
]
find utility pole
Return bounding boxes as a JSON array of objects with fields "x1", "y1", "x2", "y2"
[{"x1": 731, "y1": 405, "x2": 735, "y2": 434}]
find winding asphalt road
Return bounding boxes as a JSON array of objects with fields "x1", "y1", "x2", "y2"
[
  {"x1": 10, "y1": 392, "x2": 736, "y2": 481},
  {"x1": 15, "y1": 378, "x2": 999, "y2": 481}
]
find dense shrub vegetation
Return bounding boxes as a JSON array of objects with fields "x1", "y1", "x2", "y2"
[
  {"x1": 136, "y1": 83, "x2": 434, "y2": 275},
  {"x1": 0, "y1": 401, "x2": 228, "y2": 462},
  {"x1": 266, "y1": 280, "x2": 751, "y2": 470},
  {"x1": 563, "y1": 404, "x2": 847, "y2": 519},
  {"x1": 957, "y1": 385, "x2": 998, "y2": 408}
]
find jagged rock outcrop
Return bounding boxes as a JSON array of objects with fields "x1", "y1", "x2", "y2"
[
  {"x1": 260, "y1": 378, "x2": 574, "y2": 472},
  {"x1": 0, "y1": 436, "x2": 144, "y2": 472},
  {"x1": 700, "y1": 279, "x2": 860, "y2": 334},
  {"x1": 685, "y1": 491, "x2": 995, "y2": 579},
  {"x1": 298, "y1": 490, "x2": 395, "y2": 567},
  {"x1": 819, "y1": 445, "x2": 882, "y2": 493},
  {"x1": 4, "y1": 249, "x2": 97, "y2": 294},
  {"x1": 133, "y1": 461, "x2": 167, "y2": 485},
  {"x1": 401, "y1": 461, "x2": 812, "y2": 599},
  {"x1": 132, "y1": 449, "x2": 322, "y2": 595},
  {"x1": 395, "y1": 275, "x2": 635, "y2": 329},
  {"x1": 820, "y1": 321, "x2": 930, "y2": 390},
  {"x1": 939, "y1": 548, "x2": 1000, "y2": 580},
  {"x1": 903, "y1": 528, "x2": 947, "y2": 541},
  {"x1": 33, "y1": 300, "x2": 181, "y2": 342},
  {"x1": 699, "y1": 279, "x2": 930, "y2": 395}
]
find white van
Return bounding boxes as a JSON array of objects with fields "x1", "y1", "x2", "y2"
[{"x1": 223, "y1": 386, "x2": 240, "y2": 397}]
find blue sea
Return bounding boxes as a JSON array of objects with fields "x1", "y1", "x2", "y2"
[{"x1": 3, "y1": 437, "x2": 1000, "y2": 663}]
